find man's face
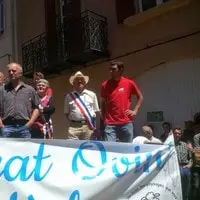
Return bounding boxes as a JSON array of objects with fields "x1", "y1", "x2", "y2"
[
  {"x1": 163, "y1": 124, "x2": 170, "y2": 133},
  {"x1": 8, "y1": 64, "x2": 22, "y2": 80},
  {"x1": 109, "y1": 65, "x2": 121, "y2": 79},
  {"x1": 73, "y1": 77, "x2": 85, "y2": 91},
  {"x1": 173, "y1": 129, "x2": 182, "y2": 141}
]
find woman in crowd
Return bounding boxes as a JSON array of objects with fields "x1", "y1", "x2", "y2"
[
  {"x1": 31, "y1": 79, "x2": 55, "y2": 139},
  {"x1": 33, "y1": 72, "x2": 53, "y2": 96}
]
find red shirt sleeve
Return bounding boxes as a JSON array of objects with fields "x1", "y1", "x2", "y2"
[
  {"x1": 46, "y1": 88, "x2": 53, "y2": 97},
  {"x1": 130, "y1": 80, "x2": 141, "y2": 96}
]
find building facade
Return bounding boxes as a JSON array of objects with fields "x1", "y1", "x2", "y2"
[
  {"x1": 12, "y1": 0, "x2": 200, "y2": 138},
  {"x1": 0, "y1": 0, "x2": 18, "y2": 78}
]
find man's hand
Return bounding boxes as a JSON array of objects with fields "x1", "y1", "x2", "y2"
[
  {"x1": 183, "y1": 164, "x2": 192, "y2": 168},
  {"x1": 0, "y1": 118, "x2": 4, "y2": 128},
  {"x1": 39, "y1": 104, "x2": 43, "y2": 113},
  {"x1": 25, "y1": 122, "x2": 33, "y2": 128},
  {"x1": 125, "y1": 109, "x2": 137, "y2": 117}
]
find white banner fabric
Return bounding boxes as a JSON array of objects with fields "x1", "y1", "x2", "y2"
[{"x1": 0, "y1": 135, "x2": 182, "y2": 200}]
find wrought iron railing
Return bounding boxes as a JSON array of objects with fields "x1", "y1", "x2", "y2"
[
  {"x1": 22, "y1": 10, "x2": 108, "y2": 75},
  {"x1": 81, "y1": 10, "x2": 108, "y2": 53},
  {"x1": 22, "y1": 33, "x2": 48, "y2": 74}
]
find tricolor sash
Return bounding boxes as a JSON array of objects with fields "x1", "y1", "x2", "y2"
[{"x1": 70, "y1": 92, "x2": 96, "y2": 130}]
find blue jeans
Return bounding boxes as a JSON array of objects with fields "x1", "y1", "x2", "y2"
[
  {"x1": 180, "y1": 167, "x2": 191, "y2": 200},
  {"x1": 0, "y1": 125, "x2": 31, "y2": 138},
  {"x1": 191, "y1": 167, "x2": 200, "y2": 200},
  {"x1": 104, "y1": 123, "x2": 133, "y2": 143}
]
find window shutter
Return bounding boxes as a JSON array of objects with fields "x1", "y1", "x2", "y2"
[
  {"x1": 115, "y1": 0, "x2": 135, "y2": 24},
  {"x1": 0, "y1": 0, "x2": 4, "y2": 33},
  {"x1": 44, "y1": 0, "x2": 57, "y2": 63},
  {"x1": 63, "y1": 0, "x2": 82, "y2": 57}
]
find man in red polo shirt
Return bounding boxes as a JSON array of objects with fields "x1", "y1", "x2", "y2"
[{"x1": 101, "y1": 61, "x2": 143, "y2": 142}]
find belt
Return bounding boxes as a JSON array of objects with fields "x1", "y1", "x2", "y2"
[
  {"x1": 71, "y1": 120, "x2": 86, "y2": 124},
  {"x1": 3, "y1": 118, "x2": 28, "y2": 125}
]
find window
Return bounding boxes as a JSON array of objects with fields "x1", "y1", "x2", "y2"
[
  {"x1": 115, "y1": 0, "x2": 136, "y2": 24},
  {"x1": 135, "y1": 0, "x2": 170, "y2": 13},
  {"x1": 115, "y1": 0, "x2": 170, "y2": 24},
  {"x1": 0, "y1": 0, "x2": 3, "y2": 33}
]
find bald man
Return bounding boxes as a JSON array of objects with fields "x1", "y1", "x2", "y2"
[{"x1": 0, "y1": 72, "x2": 5, "y2": 86}]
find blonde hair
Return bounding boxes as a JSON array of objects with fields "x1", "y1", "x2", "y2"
[{"x1": 37, "y1": 79, "x2": 49, "y2": 87}]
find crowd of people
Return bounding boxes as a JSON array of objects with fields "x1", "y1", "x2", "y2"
[{"x1": 0, "y1": 61, "x2": 199, "y2": 199}]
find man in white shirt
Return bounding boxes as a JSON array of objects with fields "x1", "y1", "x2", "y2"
[
  {"x1": 132, "y1": 126, "x2": 162, "y2": 144},
  {"x1": 64, "y1": 71, "x2": 99, "y2": 140}
]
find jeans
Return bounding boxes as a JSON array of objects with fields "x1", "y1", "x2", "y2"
[
  {"x1": 180, "y1": 167, "x2": 191, "y2": 200},
  {"x1": 104, "y1": 123, "x2": 133, "y2": 143},
  {"x1": 191, "y1": 167, "x2": 200, "y2": 200},
  {"x1": 0, "y1": 125, "x2": 31, "y2": 138}
]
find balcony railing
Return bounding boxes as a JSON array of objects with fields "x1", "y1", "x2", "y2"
[
  {"x1": 22, "y1": 10, "x2": 108, "y2": 76},
  {"x1": 81, "y1": 10, "x2": 108, "y2": 54},
  {"x1": 22, "y1": 33, "x2": 48, "y2": 75}
]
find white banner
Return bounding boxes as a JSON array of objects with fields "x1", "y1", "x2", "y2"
[{"x1": 0, "y1": 136, "x2": 182, "y2": 200}]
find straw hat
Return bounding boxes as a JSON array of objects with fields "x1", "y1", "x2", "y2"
[{"x1": 69, "y1": 71, "x2": 89, "y2": 85}]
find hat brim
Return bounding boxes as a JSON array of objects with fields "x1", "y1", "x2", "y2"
[{"x1": 69, "y1": 75, "x2": 89, "y2": 85}]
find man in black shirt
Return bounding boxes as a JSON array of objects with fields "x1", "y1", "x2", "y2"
[{"x1": 160, "y1": 121, "x2": 172, "y2": 142}]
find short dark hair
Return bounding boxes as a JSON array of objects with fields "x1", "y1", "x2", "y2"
[
  {"x1": 194, "y1": 112, "x2": 200, "y2": 124},
  {"x1": 110, "y1": 61, "x2": 124, "y2": 71},
  {"x1": 162, "y1": 122, "x2": 171, "y2": 128},
  {"x1": 33, "y1": 72, "x2": 44, "y2": 79}
]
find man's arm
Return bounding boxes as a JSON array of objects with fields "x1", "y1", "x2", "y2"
[
  {"x1": 193, "y1": 134, "x2": 200, "y2": 148},
  {"x1": 133, "y1": 90, "x2": 143, "y2": 114},
  {"x1": 26, "y1": 108, "x2": 40, "y2": 127},
  {"x1": 26, "y1": 88, "x2": 40, "y2": 127},
  {"x1": 93, "y1": 93, "x2": 100, "y2": 113},
  {"x1": 183, "y1": 149, "x2": 193, "y2": 168},
  {"x1": 0, "y1": 118, "x2": 4, "y2": 128},
  {"x1": 126, "y1": 82, "x2": 144, "y2": 117}
]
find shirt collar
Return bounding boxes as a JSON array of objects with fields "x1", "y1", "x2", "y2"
[
  {"x1": 74, "y1": 89, "x2": 87, "y2": 95},
  {"x1": 5, "y1": 81, "x2": 26, "y2": 90}
]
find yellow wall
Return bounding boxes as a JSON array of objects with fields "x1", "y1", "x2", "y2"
[{"x1": 16, "y1": 0, "x2": 200, "y2": 138}]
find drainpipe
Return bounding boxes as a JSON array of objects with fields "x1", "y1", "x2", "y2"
[{"x1": 11, "y1": 0, "x2": 18, "y2": 61}]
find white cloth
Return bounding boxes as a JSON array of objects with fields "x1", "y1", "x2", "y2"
[
  {"x1": 132, "y1": 136, "x2": 162, "y2": 144},
  {"x1": 132, "y1": 136, "x2": 150, "y2": 144},
  {"x1": 150, "y1": 136, "x2": 162, "y2": 144},
  {"x1": 64, "y1": 89, "x2": 99, "y2": 121}
]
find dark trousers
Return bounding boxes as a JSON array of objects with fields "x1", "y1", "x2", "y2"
[
  {"x1": 180, "y1": 167, "x2": 191, "y2": 200},
  {"x1": 31, "y1": 125, "x2": 44, "y2": 139},
  {"x1": 191, "y1": 167, "x2": 200, "y2": 200}
]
